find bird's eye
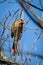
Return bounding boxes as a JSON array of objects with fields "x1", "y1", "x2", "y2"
[{"x1": 21, "y1": 19, "x2": 23, "y2": 21}]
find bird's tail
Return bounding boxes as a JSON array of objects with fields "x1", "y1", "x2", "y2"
[
  {"x1": 11, "y1": 42, "x2": 17, "y2": 56},
  {"x1": 11, "y1": 41, "x2": 20, "y2": 56}
]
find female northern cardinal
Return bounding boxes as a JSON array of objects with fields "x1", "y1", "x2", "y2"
[{"x1": 11, "y1": 19, "x2": 25, "y2": 55}]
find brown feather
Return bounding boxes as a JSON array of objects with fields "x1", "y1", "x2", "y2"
[{"x1": 11, "y1": 19, "x2": 25, "y2": 55}]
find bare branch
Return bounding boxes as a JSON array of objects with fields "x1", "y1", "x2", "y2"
[{"x1": 20, "y1": 1, "x2": 43, "y2": 29}]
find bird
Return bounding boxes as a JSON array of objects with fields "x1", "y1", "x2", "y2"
[{"x1": 11, "y1": 19, "x2": 25, "y2": 55}]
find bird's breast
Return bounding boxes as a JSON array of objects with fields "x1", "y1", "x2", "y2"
[{"x1": 14, "y1": 22, "x2": 20, "y2": 27}]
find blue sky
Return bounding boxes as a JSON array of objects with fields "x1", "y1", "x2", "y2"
[{"x1": 0, "y1": 0, "x2": 43, "y2": 64}]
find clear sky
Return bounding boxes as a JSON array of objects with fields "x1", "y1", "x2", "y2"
[{"x1": 0, "y1": 0, "x2": 43, "y2": 65}]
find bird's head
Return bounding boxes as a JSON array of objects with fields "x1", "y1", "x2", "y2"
[{"x1": 20, "y1": 19, "x2": 26, "y2": 24}]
